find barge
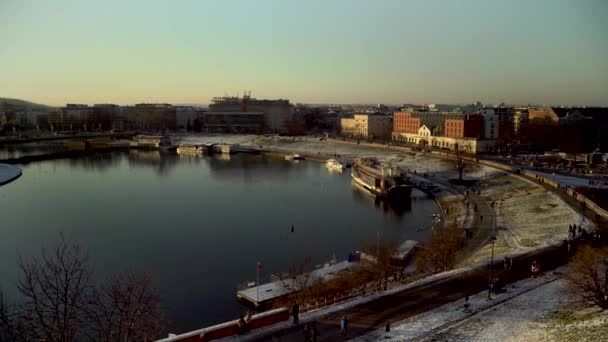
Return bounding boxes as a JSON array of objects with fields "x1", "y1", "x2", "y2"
[{"x1": 351, "y1": 158, "x2": 413, "y2": 200}]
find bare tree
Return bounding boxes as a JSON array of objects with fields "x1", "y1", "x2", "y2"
[
  {"x1": 84, "y1": 272, "x2": 164, "y2": 342},
  {"x1": 360, "y1": 240, "x2": 399, "y2": 285},
  {"x1": 443, "y1": 143, "x2": 478, "y2": 182},
  {"x1": 278, "y1": 257, "x2": 315, "y2": 304},
  {"x1": 17, "y1": 235, "x2": 92, "y2": 342},
  {"x1": 565, "y1": 246, "x2": 608, "y2": 310},
  {"x1": 1, "y1": 236, "x2": 165, "y2": 342},
  {"x1": 0, "y1": 290, "x2": 34, "y2": 342},
  {"x1": 415, "y1": 224, "x2": 466, "y2": 273}
]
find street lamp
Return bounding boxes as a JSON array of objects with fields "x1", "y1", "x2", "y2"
[{"x1": 487, "y1": 201, "x2": 496, "y2": 300}]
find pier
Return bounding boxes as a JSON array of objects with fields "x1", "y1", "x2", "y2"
[{"x1": 236, "y1": 260, "x2": 360, "y2": 310}]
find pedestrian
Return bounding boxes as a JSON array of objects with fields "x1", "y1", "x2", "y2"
[
  {"x1": 237, "y1": 314, "x2": 248, "y2": 335},
  {"x1": 291, "y1": 303, "x2": 300, "y2": 324},
  {"x1": 340, "y1": 316, "x2": 349, "y2": 337},
  {"x1": 578, "y1": 225, "x2": 582, "y2": 237},
  {"x1": 480, "y1": 215, "x2": 483, "y2": 223},
  {"x1": 531, "y1": 260, "x2": 540, "y2": 278},
  {"x1": 311, "y1": 321, "x2": 320, "y2": 342},
  {"x1": 503, "y1": 256, "x2": 510, "y2": 272},
  {"x1": 303, "y1": 324, "x2": 311, "y2": 342}
]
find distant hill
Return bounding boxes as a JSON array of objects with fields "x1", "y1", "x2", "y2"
[{"x1": 0, "y1": 98, "x2": 55, "y2": 111}]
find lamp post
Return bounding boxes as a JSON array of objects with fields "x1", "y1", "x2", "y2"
[{"x1": 487, "y1": 201, "x2": 496, "y2": 300}]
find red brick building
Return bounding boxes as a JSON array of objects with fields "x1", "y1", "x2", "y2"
[
  {"x1": 393, "y1": 112, "x2": 420, "y2": 134},
  {"x1": 444, "y1": 114, "x2": 483, "y2": 138}
]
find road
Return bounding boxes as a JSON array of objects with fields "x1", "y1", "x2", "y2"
[{"x1": 252, "y1": 242, "x2": 569, "y2": 341}]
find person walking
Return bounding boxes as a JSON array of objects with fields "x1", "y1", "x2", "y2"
[
  {"x1": 311, "y1": 321, "x2": 320, "y2": 342},
  {"x1": 340, "y1": 316, "x2": 349, "y2": 337},
  {"x1": 303, "y1": 324, "x2": 311, "y2": 342},
  {"x1": 237, "y1": 314, "x2": 248, "y2": 335},
  {"x1": 531, "y1": 260, "x2": 540, "y2": 278},
  {"x1": 291, "y1": 303, "x2": 300, "y2": 324}
]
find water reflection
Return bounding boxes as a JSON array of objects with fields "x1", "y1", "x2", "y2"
[
  {"x1": 351, "y1": 185, "x2": 413, "y2": 220},
  {"x1": 127, "y1": 150, "x2": 177, "y2": 175}
]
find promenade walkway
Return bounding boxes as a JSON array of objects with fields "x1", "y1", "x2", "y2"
[{"x1": 243, "y1": 242, "x2": 568, "y2": 341}]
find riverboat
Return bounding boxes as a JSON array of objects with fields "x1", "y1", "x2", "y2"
[
  {"x1": 177, "y1": 144, "x2": 205, "y2": 155},
  {"x1": 285, "y1": 154, "x2": 303, "y2": 161},
  {"x1": 351, "y1": 158, "x2": 412, "y2": 200}
]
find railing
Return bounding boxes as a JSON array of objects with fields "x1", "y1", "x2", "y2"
[{"x1": 300, "y1": 273, "x2": 406, "y2": 314}]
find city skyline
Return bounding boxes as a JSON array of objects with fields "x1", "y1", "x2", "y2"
[{"x1": 1, "y1": 0, "x2": 607, "y2": 106}]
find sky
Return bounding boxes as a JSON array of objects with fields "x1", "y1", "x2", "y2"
[{"x1": 1, "y1": 0, "x2": 607, "y2": 106}]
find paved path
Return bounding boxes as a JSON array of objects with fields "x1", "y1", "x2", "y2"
[{"x1": 250, "y1": 242, "x2": 568, "y2": 341}]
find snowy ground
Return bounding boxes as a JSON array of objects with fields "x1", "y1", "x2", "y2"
[
  {"x1": 479, "y1": 173, "x2": 594, "y2": 249},
  {"x1": 352, "y1": 267, "x2": 608, "y2": 342}
]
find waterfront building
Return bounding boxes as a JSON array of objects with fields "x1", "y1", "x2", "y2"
[
  {"x1": 125, "y1": 103, "x2": 177, "y2": 131},
  {"x1": 61, "y1": 104, "x2": 95, "y2": 131},
  {"x1": 208, "y1": 93, "x2": 294, "y2": 133},
  {"x1": 175, "y1": 106, "x2": 203, "y2": 130},
  {"x1": 340, "y1": 113, "x2": 392, "y2": 139},
  {"x1": 393, "y1": 112, "x2": 420, "y2": 134},
  {"x1": 202, "y1": 111, "x2": 265, "y2": 133},
  {"x1": 93, "y1": 104, "x2": 122, "y2": 131}
]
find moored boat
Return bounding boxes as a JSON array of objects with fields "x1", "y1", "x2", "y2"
[
  {"x1": 351, "y1": 158, "x2": 412, "y2": 200},
  {"x1": 325, "y1": 158, "x2": 345, "y2": 171},
  {"x1": 285, "y1": 154, "x2": 303, "y2": 161},
  {"x1": 177, "y1": 144, "x2": 205, "y2": 155}
]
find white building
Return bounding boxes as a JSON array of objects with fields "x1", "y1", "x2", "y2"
[
  {"x1": 480, "y1": 109, "x2": 499, "y2": 140},
  {"x1": 392, "y1": 125, "x2": 495, "y2": 153}
]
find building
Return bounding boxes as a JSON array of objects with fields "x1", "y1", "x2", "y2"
[
  {"x1": 393, "y1": 112, "x2": 420, "y2": 134},
  {"x1": 392, "y1": 110, "x2": 494, "y2": 153},
  {"x1": 62, "y1": 104, "x2": 95, "y2": 131},
  {"x1": 340, "y1": 113, "x2": 392, "y2": 139},
  {"x1": 392, "y1": 124, "x2": 495, "y2": 153},
  {"x1": 513, "y1": 107, "x2": 529, "y2": 136},
  {"x1": 202, "y1": 112, "x2": 265, "y2": 133},
  {"x1": 93, "y1": 104, "x2": 122, "y2": 131},
  {"x1": 525, "y1": 107, "x2": 608, "y2": 152},
  {"x1": 125, "y1": 104, "x2": 177, "y2": 131},
  {"x1": 175, "y1": 106, "x2": 203, "y2": 130},
  {"x1": 444, "y1": 114, "x2": 483, "y2": 138},
  {"x1": 208, "y1": 93, "x2": 294, "y2": 133},
  {"x1": 480, "y1": 109, "x2": 499, "y2": 140}
]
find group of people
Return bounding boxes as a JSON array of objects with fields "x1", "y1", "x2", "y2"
[
  {"x1": 291, "y1": 303, "x2": 349, "y2": 340},
  {"x1": 302, "y1": 322, "x2": 320, "y2": 341},
  {"x1": 569, "y1": 223, "x2": 585, "y2": 240}
]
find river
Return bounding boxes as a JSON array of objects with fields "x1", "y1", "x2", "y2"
[{"x1": 0, "y1": 149, "x2": 438, "y2": 334}]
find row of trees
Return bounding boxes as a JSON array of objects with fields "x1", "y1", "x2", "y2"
[{"x1": 0, "y1": 236, "x2": 164, "y2": 342}]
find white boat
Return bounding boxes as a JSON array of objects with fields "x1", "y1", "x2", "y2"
[
  {"x1": 325, "y1": 159, "x2": 345, "y2": 171},
  {"x1": 285, "y1": 154, "x2": 303, "y2": 161}
]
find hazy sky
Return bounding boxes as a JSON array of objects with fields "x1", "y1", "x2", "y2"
[{"x1": 1, "y1": 0, "x2": 607, "y2": 106}]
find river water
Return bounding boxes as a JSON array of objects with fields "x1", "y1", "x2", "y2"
[{"x1": 0, "y1": 150, "x2": 438, "y2": 334}]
